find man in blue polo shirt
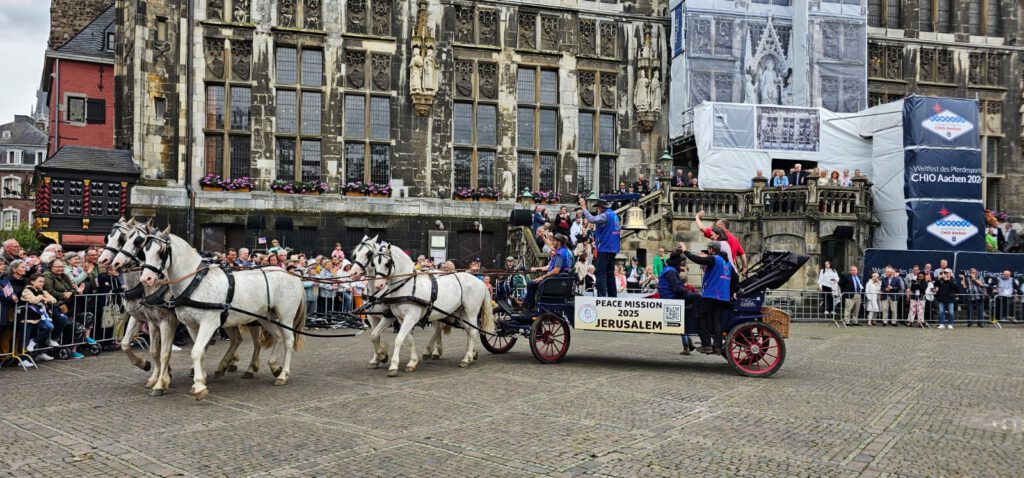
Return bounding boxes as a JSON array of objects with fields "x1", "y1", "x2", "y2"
[
  {"x1": 680, "y1": 241, "x2": 737, "y2": 355},
  {"x1": 578, "y1": 197, "x2": 621, "y2": 297},
  {"x1": 523, "y1": 234, "x2": 574, "y2": 308}
]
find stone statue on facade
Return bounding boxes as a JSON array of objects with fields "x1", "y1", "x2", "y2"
[
  {"x1": 501, "y1": 169, "x2": 515, "y2": 200},
  {"x1": 634, "y1": 69, "x2": 650, "y2": 112},
  {"x1": 409, "y1": 45, "x2": 423, "y2": 94},
  {"x1": 422, "y1": 46, "x2": 438, "y2": 94},
  {"x1": 758, "y1": 57, "x2": 781, "y2": 105},
  {"x1": 649, "y1": 70, "x2": 662, "y2": 113},
  {"x1": 744, "y1": 66, "x2": 757, "y2": 103}
]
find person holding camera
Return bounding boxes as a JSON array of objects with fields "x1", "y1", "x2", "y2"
[{"x1": 960, "y1": 269, "x2": 986, "y2": 327}]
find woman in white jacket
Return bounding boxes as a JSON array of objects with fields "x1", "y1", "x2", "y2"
[
  {"x1": 865, "y1": 272, "x2": 882, "y2": 326},
  {"x1": 817, "y1": 260, "x2": 840, "y2": 316}
]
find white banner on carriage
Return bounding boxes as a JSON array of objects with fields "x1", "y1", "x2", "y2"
[{"x1": 574, "y1": 297, "x2": 686, "y2": 335}]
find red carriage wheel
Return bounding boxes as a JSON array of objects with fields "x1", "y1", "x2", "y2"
[
  {"x1": 481, "y1": 310, "x2": 518, "y2": 354},
  {"x1": 529, "y1": 314, "x2": 571, "y2": 364},
  {"x1": 725, "y1": 321, "x2": 786, "y2": 378}
]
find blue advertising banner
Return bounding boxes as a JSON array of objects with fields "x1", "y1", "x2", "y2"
[
  {"x1": 952, "y1": 252, "x2": 1024, "y2": 283},
  {"x1": 903, "y1": 96, "x2": 980, "y2": 149},
  {"x1": 906, "y1": 201, "x2": 986, "y2": 251},
  {"x1": 863, "y1": 249, "x2": 955, "y2": 280},
  {"x1": 904, "y1": 149, "x2": 983, "y2": 200}
]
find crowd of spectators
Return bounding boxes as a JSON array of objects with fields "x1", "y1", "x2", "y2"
[
  {"x1": 824, "y1": 259, "x2": 1024, "y2": 328},
  {"x1": 1, "y1": 239, "x2": 118, "y2": 364},
  {"x1": 766, "y1": 163, "x2": 863, "y2": 189}
]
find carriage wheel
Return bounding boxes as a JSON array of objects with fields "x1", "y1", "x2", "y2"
[
  {"x1": 529, "y1": 314, "x2": 571, "y2": 364},
  {"x1": 480, "y1": 311, "x2": 518, "y2": 354},
  {"x1": 725, "y1": 322, "x2": 785, "y2": 378}
]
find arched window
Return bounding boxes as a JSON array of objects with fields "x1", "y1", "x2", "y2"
[{"x1": 1, "y1": 176, "x2": 21, "y2": 198}]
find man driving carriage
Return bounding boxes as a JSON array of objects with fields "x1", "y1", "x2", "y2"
[{"x1": 522, "y1": 233, "x2": 574, "y2": 309}]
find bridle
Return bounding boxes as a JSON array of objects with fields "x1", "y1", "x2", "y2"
[
  {"x1": 141, "y1": 234, "x2": 173, "y2": 279},
  {"x1": 371, "y1": 243, "x2": 397, "y2": 280},
  {"x1": 106, "y1": 223, "x2": 149, "y2": 267},
  {"x1": 350, "y1": 238, "x2": 379, "y2": 275}
]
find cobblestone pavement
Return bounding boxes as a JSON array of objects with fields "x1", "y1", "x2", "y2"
[{"x1": 1, "y1": 323, "x2": 1022, "y2": 477}]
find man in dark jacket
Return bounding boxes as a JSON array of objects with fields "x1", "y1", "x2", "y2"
[
  {"x1": 658, "y1": 251, "x2": 699, "y2": 355},
  {"x1": 879, "y1": 266, "x2": 904, "y2": 326},
  {"x1": 837, "y1": 265, "x2": 864, "y2": 325},
  {"x1": 679, "y1": 241, "x2": 738, "y2": 354}
]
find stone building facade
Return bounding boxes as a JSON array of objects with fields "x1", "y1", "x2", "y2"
[
  {"x1": 115, "y1": 0, "x2": 670, "y2": 263},
  {"x1": 864, "y1": 0, "x2": 1023, "y2": 216},
  {"x1": 0, "y1": 117, "x2": 47, "y2": 230}
]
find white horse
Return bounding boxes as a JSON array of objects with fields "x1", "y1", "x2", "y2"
[
  {"x1": 102, "y1": 220, "x2": 259, "y2": 396},
  {"x1": 357, "y1": 241, "x2": 494, "y2": 377},
  {"x1": 137, "y1": 228, "x2": 306, "y2": 400},
  {"x1": 349, "y1": 236, "x2": 449, "y2": 369}
]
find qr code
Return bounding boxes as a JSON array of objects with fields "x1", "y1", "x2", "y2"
[{"x1": 664, "y1": 305, "x2": 682, "y2": 327}]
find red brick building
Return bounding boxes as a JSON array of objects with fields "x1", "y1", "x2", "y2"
[{"x1": 40, "y1": 3, "x2": 116, "y2": 155}]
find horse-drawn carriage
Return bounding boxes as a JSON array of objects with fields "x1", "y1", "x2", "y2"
[{"x1": 485, "y1": 251, "x2": 808, "y2": 377}]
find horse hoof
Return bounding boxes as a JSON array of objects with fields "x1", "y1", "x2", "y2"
[
  {"x1": 380, "y1": 354, "x2": 389, "y2": 363},
  {"x1": 387, "y1": 369, "x2": 399, "y2": 377},
  {"x1": 241, "y1": 371, "x2": 255, "y2": 379},
  {"x1": 194, "y1": 388, "x2": 209, "y2": 401},
  {"x1": 227, "y1": 365, "x2": 238, "y2": 372},
  {"x1": 271, "y1": 366, "x2": 283, "y2": 377},
  {"x1": 431, "y1": 354, "x2": 442, "y2": 361},
  {"x1": 405, "y1": 365, "x2": 417, "y2": 373},
  {"x1": 144, "y1": 378, "x2": 157, "y2": 389},
  {"x1": 422, "y1": 353, "x2": 431, "y2": 360},
  {"x1": 142, "y1": 361, "x2": 152, "y2": 372},
  {"x1": 459, "y1": 361, "x2": 470, "y2": 368},
  {"x1": 472, "y1": 351, "x2": 479, "y2": 360},
  {"x1": 367, "y1": 362, "x2": 379, "y2": 369},
  {"x1": 274, "y1": 378, "x2": 287, "y2": 386},
  {"x1": 150, "y1": 388, "x2": 165, "y2": 397}
]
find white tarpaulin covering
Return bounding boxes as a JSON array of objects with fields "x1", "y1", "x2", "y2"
[{"x1": 692, "y1": 100, "x2": 908, "y2": 249}]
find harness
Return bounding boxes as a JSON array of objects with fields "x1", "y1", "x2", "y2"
[{"x1": 164, "y1": 263, "x2": 239, "y2": 325}]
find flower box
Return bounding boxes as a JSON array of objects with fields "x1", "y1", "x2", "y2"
[
  {"x1": 370, "y1": 193, "x2": 389, "y2": 198},
  {"x1": 228, "y1": 187, "x2": 250, "y2": 193},
  {"x1": 345, "y1": 191, "x2": 367, "y2": 197},
  {"x1": 454, "y1": 196, "x2": 473, "y2": 201},
  {"x1": 301, "y1": 191, "x2": 322, "y2": 196},
  {"x1": 201, "y1": 185, "x2": 224, "y2": 192},
  {"x1": 478, "y1": 197, "x2": 497, "y2": 202}
]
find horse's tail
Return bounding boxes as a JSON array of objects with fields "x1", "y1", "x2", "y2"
[
  {"x1": 479, "y1": 294, "x2": 496, "y2": 333},
  {"x1": 442, "y1": 323, "x2": 452, "y2": 335},
  {"x1": 259, "y1": 326, "x2": 274, "y2": 349},
  {"x1": 291, "y1": 297, "x2": 307, "y2": 352}
]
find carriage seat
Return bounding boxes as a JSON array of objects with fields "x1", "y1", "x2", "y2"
[{"x1": 538, "y1": 275, "x2": 575, "y2": 301}]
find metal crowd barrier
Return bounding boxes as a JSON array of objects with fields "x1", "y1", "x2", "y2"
[
  {"x1": 2, "y1": 292, "x2": 123, "y2": 371},
  {"x1": 763, "y1": 289, "x2": 1020, "y2": 329},
  {"x1": 307, "y1": 290, "x2": 366, "y2": 329}
]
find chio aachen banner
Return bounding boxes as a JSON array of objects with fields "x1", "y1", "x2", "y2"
[{"x1": 902, "y1": 96, "x2": 985, "y2": 251}]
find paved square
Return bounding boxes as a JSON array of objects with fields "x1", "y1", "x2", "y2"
[{"x1": 1, "y1": 324, "x2": 1022, "y2": 477}]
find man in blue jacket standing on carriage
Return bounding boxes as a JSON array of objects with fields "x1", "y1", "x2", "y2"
[
  {"x1": 680, "y1": 241, "x2": 738, "y2": 355},
  {"x1": 523, "y1": 234, "x2": 574, "y2": 309},
  {"x1": 578, "y1": 197, "x2": 621, "y2": 297}
]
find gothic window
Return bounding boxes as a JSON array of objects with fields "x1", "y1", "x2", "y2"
[
  {"x1": 370, "y1": 53, "x2": 390, "y2": 90},
  {"x1": 841, "y1": 78, "x2": 864, "y2": 113},
  {"x1": 231, "y1": 40, "x2": 252, "y2": 81},
  {"x1": 517, "y1": 66, "x2": 559, "y2": 193},
  {"x1": 578, "y1": 71, "x2": 617, "y2": 194},
  {"x1": 541, "y1": 16, "x2": 559, "y2": 51},
  {"x1": 455, "y1": 6, "x2": 499, "y2": 46},
  {"x1": 986, "y1": 0, "x2": 1002, "y2": 36},
  {"x1": 208, "y1": 0, "x2": 250, "y2": 23},
  {"x1": 518, "y1": 12, "x2": 537, "y2": 49},
  {"x1": 868, "y1": 91, "x2": 897, "y2": 106},
  {"x1": 714, "y1": 19, "x2": 733, "y2": 57},
  {"x1": 867, "y1": 0, "x2": 900, "y2": 28},
  {"x1": 688, "y1": 18, "x2": 711, "y2": 55},
  {"x1": 714, "y1": 73, "x2": 733, "y2": 102},
  {"x1": 453, "y1": 60, "x2": 499, "y2": 190},
  {"x1": 920, "y1": 49, "x2": 953, "y2": 83},
  {"x1": 884, "y1": 46, "x2": 902, "y2": 79},
  {"x1": 985, "y1": 136, "x2": 1001, "y2": 175},
  {"x1": 919, "y1": 0, "x2": 933, "y2": 32},
  {"x1": 344, "y1": 52, "x2": 392, "y2": 186},
  {"x1": 936, "y1": 0, "x2": 953, "y2": 33},
  {"x1": 968, "y1": 0, "x2": 982, "y2": 35},
  {"x1": 821, "y1": 76, "x2": 839, "y2": 111},
  {"x1": 275, "y1": 46, "x2": 323, "y2": 182},
  {"x1": 968, "y1": 52, "x2": 1004, "y2": 86},
  {"x1": 580, "y1": 19, "x2": 596, "y2": 55},
  {"x1": 690, "y1": 71, "x2": 712, "y2": 106},
  {"x1": 348, "y1": 0, "x2": 367, "y2": 34},
  {"x1": 204, "y1": 37, "x2": 225, "y2": 79},
  {"x1": 371, "y1": 0, "x2": 391, "y2": 36},
  {"x1": 842, "y1": 24, "x2": 861, "y2": 61},
  {"x1": 600, "y1": 22, "x2": 616, "y2": 58},
  {"x1": 277, "y1": 0, "x2": 323, "y2": 30},
  {"x1": 205, "y1": 39, "x2": 252, "y2": 180},
  {"x1": 823, "y1": 23, "x2": 841, "y2": 59},
  {"x1": 982, "y1": 100, "x2": 1003, "y2": 136}
]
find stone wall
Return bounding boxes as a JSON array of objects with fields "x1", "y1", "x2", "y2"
[{"x1": 49, "y1": 0, "x2": 115, "y2": 49}]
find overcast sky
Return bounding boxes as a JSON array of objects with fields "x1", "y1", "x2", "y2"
[{"x1": 0, "y1": 0, "x2": 50, "y2": 125}]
